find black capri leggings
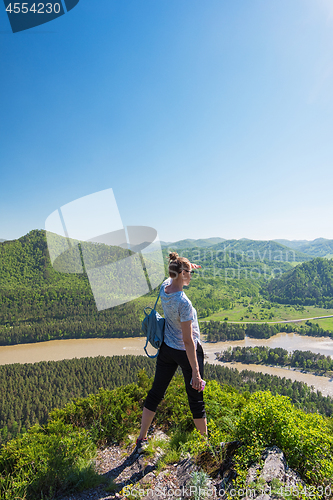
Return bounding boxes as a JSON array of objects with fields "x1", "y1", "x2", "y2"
[{"x1": 144, "y1": 341, "x2": 206, "y2": 419}]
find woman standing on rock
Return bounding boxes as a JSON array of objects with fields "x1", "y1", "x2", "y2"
[{"x1": 136, "y1": 252, "x2": 207, "y2": 453}]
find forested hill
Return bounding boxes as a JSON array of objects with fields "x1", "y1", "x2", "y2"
[
  {"x1": 0, "y1": 229, "x2": 128, "y2": 287},
  {"x1": 0, "y1": 230, "x2": 84, "y2": 286},
  {"x1": 0, "y1": 230, "x2": 148, "y2": 345},
  {"x1": 266, "y1": 257, "x2": 333, "y2": 307}
]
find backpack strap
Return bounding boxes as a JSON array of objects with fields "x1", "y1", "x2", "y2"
[
  {"x1": 143, "y1": 284, "x2": 162, "y2": 317},
  {"x1": 144, "y1": 339, "x2": 159, "y2": 358},
  {"x1": 153, "y1": 285, "x2": 162, "y2": 311}
]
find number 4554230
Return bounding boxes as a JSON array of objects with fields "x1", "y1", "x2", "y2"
[{"x1": 6, "y1": 3, "x2": 61, "y2": 14}]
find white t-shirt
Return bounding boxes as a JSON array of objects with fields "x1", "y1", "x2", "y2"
[{"x1": 160, "y1": 278, "x2": 201, "y2": 351}]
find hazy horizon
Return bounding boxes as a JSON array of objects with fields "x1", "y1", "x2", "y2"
[{"x1": 1, "y1": 230, "x2": 332, "y2": 245}]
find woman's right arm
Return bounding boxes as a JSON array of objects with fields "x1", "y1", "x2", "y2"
[{"x1": 181, "y1": 320, "x2": 203, "y2": 391}]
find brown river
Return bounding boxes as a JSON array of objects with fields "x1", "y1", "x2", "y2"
[{"x1": 1, "y1": 333, "x2": 333, "y2": 397}]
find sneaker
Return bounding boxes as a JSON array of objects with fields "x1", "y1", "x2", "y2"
[{"x1": 136, "y1": 437, "x2": 148, "y2": 454}]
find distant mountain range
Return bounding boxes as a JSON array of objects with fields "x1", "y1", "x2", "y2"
[
  {"x1": 273, "y1": 238, "x2": 333, "y2": 257},
  {"x1": 162, "y1": 238, "x2": 312, "y2": 262},
  {"x1": 160, "y1": 237, "x2": 226, "y2": 249},
  {"x1": 161, "y1": 237, "x2": 333, "y2": 259}
]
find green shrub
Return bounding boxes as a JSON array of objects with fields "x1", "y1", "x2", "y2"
[
  {"x1": 50, "y1": 383, "x2": 147, "y2": 443},
  {"x1": 0, "y1": 419, "x2": 97, "y2": 499},
  {"x1": 204, "y1": 380, "x2": 246, "y2": 430},
  {"x1": 235, "y1": 391, "x2": 333, "y2": 484}
]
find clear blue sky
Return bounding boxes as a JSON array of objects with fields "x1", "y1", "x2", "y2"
[{"x1": 1, "y1": 0, "x2": 333, "y2": 242}]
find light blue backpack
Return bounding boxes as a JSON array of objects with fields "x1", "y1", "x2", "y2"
[{"x1": 142, "y1": 287, "x2": 165, "y2": 358}]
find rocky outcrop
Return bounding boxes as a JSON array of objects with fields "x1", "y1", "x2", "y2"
[
  {"x1": 58, "y1": 441, "x2": 305, "y2": 500},
  {"x1": 241, "y1": 446, "x2": 304, "y2": 499}
]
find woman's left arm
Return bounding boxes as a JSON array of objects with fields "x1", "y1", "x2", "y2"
[{"x1": 181, "y1": 320, "x2": 203, "y2": 391}]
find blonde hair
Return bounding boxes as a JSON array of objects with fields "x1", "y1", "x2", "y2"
[{"x1": 168, "y1": 252, "x2": 191, "y2": 278}]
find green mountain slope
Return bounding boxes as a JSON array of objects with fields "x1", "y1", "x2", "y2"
[
  {"x1": 0, "y1": 230, "x2": 146, "y2": 345},
  {"x1": 274, "y1": 238, "x2": 333, "y2": 257},
  {"x1": 266, "y1": 257, "x2": 333, "y2": 307}
]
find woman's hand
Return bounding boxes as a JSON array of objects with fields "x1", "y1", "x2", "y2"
[{"x1": 191, "y1": 370, "x2": 203, "y2": 391}]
